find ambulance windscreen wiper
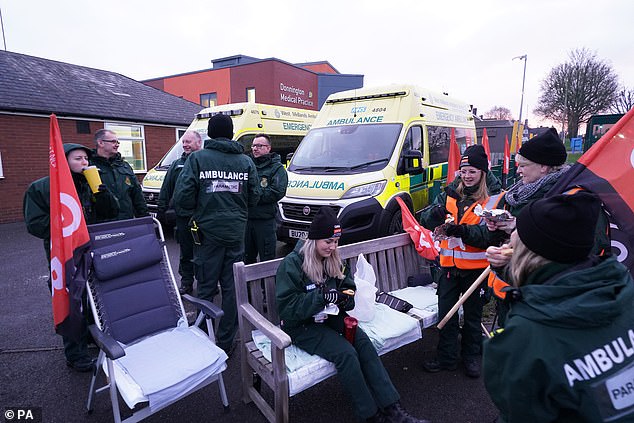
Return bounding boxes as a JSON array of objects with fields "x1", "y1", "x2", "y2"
[
  {"x1": 348, "y1": 158, "x2": 389, "y2": 170},
  {"x1": 291, "y1": 166, "x2": 347, "y2": 173}
]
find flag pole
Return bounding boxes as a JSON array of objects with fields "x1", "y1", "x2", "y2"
[{"x1": 436, "y1": 266, "x2": 491, "y2": 330}]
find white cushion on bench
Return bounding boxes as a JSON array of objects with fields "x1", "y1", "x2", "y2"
[
  {"x1": 251, "y1": 304, "x2": 421, "y2": 396},
  {"x1": 389, "y1": 285, "x2": 439, "y2": 328}
]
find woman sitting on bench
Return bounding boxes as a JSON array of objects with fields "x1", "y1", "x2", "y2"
[{"x1": 275, "y1": 207, "x2": 430, "y2": 423}]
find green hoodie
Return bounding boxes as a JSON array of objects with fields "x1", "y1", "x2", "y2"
[
  {"x1": 174, "y1": 138, "x2": 261, "y2": 245},
  {"x1": 483, "y1": 257, "x2": 634, "y2": 422},
  {"x1": 23, "y1": 143, "x2": 119, "y2": 256}
]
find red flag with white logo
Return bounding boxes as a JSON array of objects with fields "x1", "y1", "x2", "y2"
[
  {"x1": 503, "y1": 135, "x2": 510, "y2": 175},
  {"x1": 548, "y1": 108, "x2": 634, "y2": 272},
  {"x1": 49, "y1": 114, "x2": 91, "y2": 339},
  {"x1": 481, "y1": 127, "x2": 492, "y2": 168},
  {"x1": 396, "y1": 197, "x2": 439, "y2": 261},
  {"x1": 447, "y1": 128, "x2": 461, "y2": 183}
]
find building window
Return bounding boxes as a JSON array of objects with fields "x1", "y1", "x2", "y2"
[
  {"x1": 76, "y1": 120, "x2": 91, "y2": 134},
  {"x1": 246, "y1": 87, "x2": 256, "y2": 103},
  {"x1": 0, "y1": 152, "x2": 4, "y2": 178},
  {"x1": 104, "y1": 123, "x2": 146, "y2": 173},
  {"x1": 200, "y1": 93, "x2": 217, "y2": 108}
]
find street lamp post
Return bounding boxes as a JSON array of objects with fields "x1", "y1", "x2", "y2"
[{"x1": 513, "y1": 55, "x2": 527, "y2": 125}]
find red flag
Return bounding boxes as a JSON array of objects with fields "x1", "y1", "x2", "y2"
[
  {"x1": 447, "y1": 128, "x2": 461, "y2": 183},
  {"x1": 548, "y1": 108, "x2": 634, "y2": 272},
  {"x1": 503, "y1": 135, "x2": 510, "y2": 175},
  {"x1": 481, "y1": 127, "x2": 492, "y2": 167},
  {"x1": 395, "y1": 196, "x2": 439, "y2": 260},
  {"x1": 49, "y1": 114, "x2": 91, "y2": 339}
]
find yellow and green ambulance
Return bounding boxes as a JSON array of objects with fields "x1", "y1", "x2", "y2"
[
  {"x1": 277, "y1": 84, "x2": 476, "y2": 244},
  {"x1": 142, "y1": 102, "x2": 316, "y2": 215}
]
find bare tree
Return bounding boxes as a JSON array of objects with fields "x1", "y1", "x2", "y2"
[
  {"x1": 484, "y1": 106, "x2": 513, "y2": 120},
  {"x1": 611, "y1": 87, "x2": 634, "y2": 114},
  {"x1": 534, "y1": 48, "x2": 619, "y2": 138}
]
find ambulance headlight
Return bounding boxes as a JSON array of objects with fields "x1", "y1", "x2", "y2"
[{"x1": 341, "y1": 181, "x2": 387, "y2": 199}]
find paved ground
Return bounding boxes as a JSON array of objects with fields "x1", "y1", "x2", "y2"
[{"x1": 0, "y1": 221, "x2": 498, "y2": 423}]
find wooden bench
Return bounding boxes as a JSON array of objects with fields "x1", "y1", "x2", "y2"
[{"x1": 233, "y1": 233, "x2": 432, "y2": 423}]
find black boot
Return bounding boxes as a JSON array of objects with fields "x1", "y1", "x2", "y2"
[
  {"x1": 366, "y1": 411, "x2": 389, "y2": 423},
  {"x1": 382, "y1": 402, "x2": 431, "y2": 423}
]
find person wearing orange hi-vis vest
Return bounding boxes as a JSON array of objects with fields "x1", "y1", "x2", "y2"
[{"x1": 419, "y1": 145, "x2": 505, "y2": 378}]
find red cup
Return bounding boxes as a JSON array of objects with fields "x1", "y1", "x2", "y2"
[{"x1": 344, "y1": 316, "x2": 358, "y2": 344}]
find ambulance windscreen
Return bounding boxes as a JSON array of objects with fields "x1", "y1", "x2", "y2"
[{"x1": 289, "y1": 123, "x2": 402, "y2": 174}]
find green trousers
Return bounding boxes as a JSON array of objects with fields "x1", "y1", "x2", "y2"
[
  {"x1": 175, "y1": 216, "x2": 195, "y2": 288},
  {"x1": 244, "y1": 218, "x2": 277, "y2": 264},
  {"x1": 436, "y1": 267, "x2": 488, "y2": 365},
  {"x1": 193, "y1": 237, "x2": 243, "y2": 351},
  {"x1": 287, "y1": 314, "x2": 400, "y2": 419}
]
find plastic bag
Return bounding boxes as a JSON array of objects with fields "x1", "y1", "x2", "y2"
[{"x1": 348, "y1": 254, "x2": 378, "y2": 322}]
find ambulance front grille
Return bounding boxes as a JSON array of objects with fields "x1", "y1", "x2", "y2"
[{"x1": 281, "y1": 203, "x2": 341, "y2": 222}]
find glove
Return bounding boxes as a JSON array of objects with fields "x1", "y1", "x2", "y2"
[
  {"x1": 95, "y1": 184, "x2": 108, "y2": 194},
  {"x1": 430, "y1": 205, "x2": 449, "y2": 220},
  {"x1": 323, "y1": 288, "x2": 352, "y2": 306},
  {"x1": 445, "y1": 223, "x2": 465, "y2": 238}
]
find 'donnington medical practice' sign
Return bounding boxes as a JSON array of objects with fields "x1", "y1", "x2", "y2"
[{"x1": 279, "y1": 82, "x2": 314, "y2": 108}]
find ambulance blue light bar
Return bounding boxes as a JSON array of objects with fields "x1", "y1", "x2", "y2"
[
  {"x1": 196, "y1": 109, "x2": 244, "y2": 119},
  {"x1": 325, "y1": 91, "x2": 407, "y2": 104}
]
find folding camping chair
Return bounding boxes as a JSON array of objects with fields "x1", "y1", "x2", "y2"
[{"x1": 85, "y1": 216, "x2": 229, "y2": 423}]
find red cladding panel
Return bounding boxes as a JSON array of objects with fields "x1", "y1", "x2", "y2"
[{"x1": 231, "y1": 61, "x2": 318, "y2": 110}]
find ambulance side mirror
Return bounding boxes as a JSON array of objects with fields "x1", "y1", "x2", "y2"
[{"x1": 400, "y1": 150, "x2": 423, "y2": 175}]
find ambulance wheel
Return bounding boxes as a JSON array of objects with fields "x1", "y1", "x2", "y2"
[{"x1": 381, "y1": 204, "x2": 404, "y2": 236}]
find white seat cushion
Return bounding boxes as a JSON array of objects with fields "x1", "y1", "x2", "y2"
[
  {"x1": 252, "y1": 303, "x2": 422, "y2": 396},
  {"x1": 106, "y1": 325, "x2": 227, "y2": 411},
  {"x1": 389, "y1": 285, "x2": 439, "y2": 328}
]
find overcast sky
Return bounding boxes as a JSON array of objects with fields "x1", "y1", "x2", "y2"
[{"x1": 2, "y1": 0, "x2": 633, "y2": 128}]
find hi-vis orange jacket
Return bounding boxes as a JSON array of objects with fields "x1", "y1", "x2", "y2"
[{"x1": 439, "y1": 193, "x2": 504, "y2": 269}]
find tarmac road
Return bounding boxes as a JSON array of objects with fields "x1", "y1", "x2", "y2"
[{"x1": 0, "y1": 221, "x2": 498, "y2": 423}]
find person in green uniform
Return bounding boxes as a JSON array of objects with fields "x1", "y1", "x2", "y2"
[
  {"x1": 157, "y1": 130, "x2": 203, "y2": 295},
  {"x1": 276, "y1": 207, "x2": 430, "y2": 423},
  {"x1": 174, "y1": 114, "x2": 261, "y2": 355},
  {"x1": 244, "y1": 133, "x2": 288, "y2": 264},
  {"x1": 485, "y1": 128, "x2": 610, "y2": 327},
  {"x1": 23, "y1": 143, "x2": 119, "y2": 371},
  {"x1": 90, "y1": 129, "x2": 148, "y2": 220},
  {"x1": 483, "y1": 192, "x2": 634, "y2": 423},
  {"x1": 419, "y1": 145, "x2": 504, "y2": 378}
]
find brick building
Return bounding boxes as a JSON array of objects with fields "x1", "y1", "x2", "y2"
[
  {"x1": 0, "y1": 50, "x2": 201, "y2": 223},
  {"x1": 142, "y1": 54, "x2": 363, "y2": 111}
]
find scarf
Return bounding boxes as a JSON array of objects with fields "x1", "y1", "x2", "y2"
[{"x1": 504, "y1": 166, "x2": 569, "y2": 207}]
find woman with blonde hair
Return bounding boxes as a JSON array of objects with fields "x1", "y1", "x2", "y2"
[
  {"x1": 483, "y1": 192, "x2": 634, "y2": 422},
  {"x1": 276, "y1": 207, "x2": 429, "y2": 423},
  {"x1": 419, "y1": 144, "x2": 504, "y2": 378}
]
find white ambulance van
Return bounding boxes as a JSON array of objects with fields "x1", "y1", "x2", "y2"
[
  {"x1": 277, "y1": 85, "x2": 476, "y2": 245},
  {"x1": 142, "y1": 102, "x2": 317, "y2": 215}
]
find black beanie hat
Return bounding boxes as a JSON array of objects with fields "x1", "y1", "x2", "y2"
[
  {"x1": 207, "y1": 114, "x2": 234, "y2": 139},
  {"x1": 519, "y1": 128, "x2": 567, "y2": 166},
  {"x1": 516, "y1": 192, "x2": 601, "y2": 263},
  {"x1": 460, "y1": 144, "x2": 489, "y2": 173},
  {"x1": 308, "y1": 207, "x2": 342, "y2": 240}
]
